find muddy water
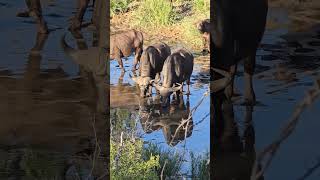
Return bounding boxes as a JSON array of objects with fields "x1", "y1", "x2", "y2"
[
  {"x1": 110, "y1": 51, "x2": 210, "y2": 174},
  {"x1": 213, "y1": 8, "x2": 320, "y2": 180},
  {"x1": 0, "y1": 0, "x2": 107, "y2": 179}
]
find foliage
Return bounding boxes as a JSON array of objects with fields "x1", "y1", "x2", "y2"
[
  {"x1": 20, "y1": 150, "x2": 64, "y2": 179},
  {"x1": 132, "y1": 0, "x2": 177, "y2": 28},
  {"x1": 110, "y1": 0, "x2": 133, "y2": 16},
  {"x1": 143, "y1": 143, "x2": 183, "y2": 178},
  {"x1": 110, "y1": 139, "x2": 160, "y2": 179},
  {"x1": 192, "y1": 0, "x2": 210, "y2": 13},
  {"x1": 190, "y1": 151, "x2": 210, "y2": 179}
]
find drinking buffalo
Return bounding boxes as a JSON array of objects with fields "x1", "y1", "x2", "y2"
[
  {"x1": 131, "y1": 42, "x2": 171, "y2": 97},
  {"x1": 110, "y1": 29, "x2": 143, "y2": 72},
  {"x1": 197, "y1": 19, "x2": 211, "y2": 53},
  {"x1": 154, "y1": 48, "x2": 194, "y2": 106},
  {"x1": 211, "y1": 0, "x2": 268, "y2": 105}
]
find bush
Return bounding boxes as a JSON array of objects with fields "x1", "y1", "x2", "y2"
[
  {"x1": 133, "y1": 0, "x2": 176, "y2": 28},
  {"x1": 110, "y1": 139, "x2": 160, "y2": 179},
  {"x1": 143, "y1": 143, "x2": 183, "y2": 178},
  {"x1": 111, "y1": 0, "x2": 133, "y2": 16},
  {"x1": 192, "y1": 0, "x2": 210, "y2": 13}
]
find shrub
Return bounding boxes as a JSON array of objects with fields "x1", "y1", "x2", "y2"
[
  {"x1": 143, "y1": 143, "x2": 183, "y2": 178},
  {"x1": 110, "y1": 139, "x2": 160, "y2": 179},
  {"x1": 110, "y1": 0, "x2": 133, "y2": 16}
]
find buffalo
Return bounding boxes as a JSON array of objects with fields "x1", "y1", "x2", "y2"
[
  {"x1": 154, "y1": 48, "x2": 194, "y2": 106},
  {"x1": 211, "y1": 0, "x2": 268, "y2": 105},
  {"x1": 197, "y1": 19, "x2": 211, "y2": 54},
  {"x1": 131, "y1": 42, "x2": 171, "y2": 97},
  {"x1": 110, "y1": 29, "x2": 144, "y2": 72}
]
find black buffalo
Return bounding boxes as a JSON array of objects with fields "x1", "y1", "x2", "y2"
[{"x1": 211, "y1": 0, "x2": 268, "y2": 105}]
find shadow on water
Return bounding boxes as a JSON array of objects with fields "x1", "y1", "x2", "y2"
[
  {"x1": 0, "y1": 0, "x2": 107, "y2": 179},
  {"x1": 212, "y1": 6, "x2": 320, "y2": 180}
]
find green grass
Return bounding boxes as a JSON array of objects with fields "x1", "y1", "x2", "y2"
[
  {"x1": 193, "y1": 0, "x2": 210, "y2": 13},
  {"x1": 190, "y1": 151, "x2": 210, "y2": 179},
  {"x1": 110, "y1": 0, "x2": 133, "y2": 16},
  {"x1": 132, "y1": 0, "x2": 177, "y2": 28},
  {"x1": 143, "y1": 143, "x2": 183, "y2": 178}
]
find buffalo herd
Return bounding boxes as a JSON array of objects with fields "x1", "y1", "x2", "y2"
[{"x1": 110, "y1": 29, "x2": 196, "y2": 107}]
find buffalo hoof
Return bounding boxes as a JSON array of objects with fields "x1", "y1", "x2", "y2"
[{"x1": 16, "y1": 10, "x2": 30, "y2": 17}]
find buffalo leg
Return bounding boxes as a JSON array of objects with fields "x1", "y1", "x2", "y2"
[
  {"x1": 69, "y1": 0, "x2": 90, "y2": 31},
  {"x1": 243, "y1": 55, "x2": 256, "y2": 105},
  {"x1": 155, "y1": 73, "x2": 161, "y2": 94},
  {"x1": 186, "y1": 79, "x2": 191, "y2": 95},
  {"x1": 133, "y1": 47, "x2": 142, "y2": 71},
  {"x1": 224, "y1": 64, "x2": 237, "y2": 100},
  {"x1": 18, "y1": 0, "x2": 48, "y2": 34},
  {"x1": 115, "y1": 55, "x2": 124, "y2": 72}
]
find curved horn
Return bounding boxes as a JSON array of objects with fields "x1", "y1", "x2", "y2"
[
  {"x1": 211, "y1": 67, "x2": 232, "y2": 93},
  {"x1": 129, "y1": 73, "x2": 139, "y2": 83},
  {"x1": 61, "y1": 34, "x2": 77, "y2": 58},
  {"x1": 212, "y1": 68, "x2": 231, "y2": 78},
  {"x1": 211, "y1": 77, "x2": 232, "y2": 92},
  {"x1": 171, "y1": 83, "x2": 183, "y2": 92}
]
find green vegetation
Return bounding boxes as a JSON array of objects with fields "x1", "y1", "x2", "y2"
[
  {"x1": 110, "y1": 0, "x2": 133, "y2": 16},
  {"x1": 190, "y1": 151, "x2": 210, "y2": 179},
  {"x1": 110, "y1": 139, "x2": 160, "y2": 179},
  {"x1": 143, "y1": 143, "x2": 183, "y2": 178},
  {"x1": 133, "y1": 0, "x2": 176, "y2": 28},
  {"x1": 111, "y1": 0, "x2": 210, "y2": 50},
  {"x1": 110, "y1": 107, "x2": 210, "y2": 179}
]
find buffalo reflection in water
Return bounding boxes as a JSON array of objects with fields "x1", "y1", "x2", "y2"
[
  {"x1": 212, "y1": 93, "x2": 264, "y2": 180},
  {"x1": 138, "y1": 94, "x2": 193, "y2": 146}
]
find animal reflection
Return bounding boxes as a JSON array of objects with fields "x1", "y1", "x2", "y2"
[
  {"x1": 139, "y1": 94, "x2": 193, "y2": 146},
  {"x1": 0, "y1": 31, "x2": 107, "y2": 179},
  {"x1": 111, "y1": 72, "x2": 141, "y2": 108},
  {"x1": 17, "y1": 0, "x2": 97, "y2": 34},
  {"x1": 212, "y1": 93, "x2": 264, "y2": 180}
]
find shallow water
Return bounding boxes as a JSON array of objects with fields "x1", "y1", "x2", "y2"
[
  {"x1": 109, "y1": 52, "x2": 210, "y2": 174},
  {"x1": 1, "y1": 0, "x2": 320, "y2": 179},
  {"x1": 0, "y1": 0, "x2": 107, "y2": 179},
  {"x1": 213, "y1": 8, "x2": 320, "y2": 180}
]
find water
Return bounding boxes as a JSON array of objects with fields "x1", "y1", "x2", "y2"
[
  {"x1": 109, "y1": 52, "x2": 210, "y2": 174},
  {"x1": 0, "y1": 0, "x2": 107, "y2": 179},
  {"x1": 0, "y1": 0, "x2": 320, "y2": 179},
  {"x1": 212, "y1": 7, "x2": 320, "y2": 180}
]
